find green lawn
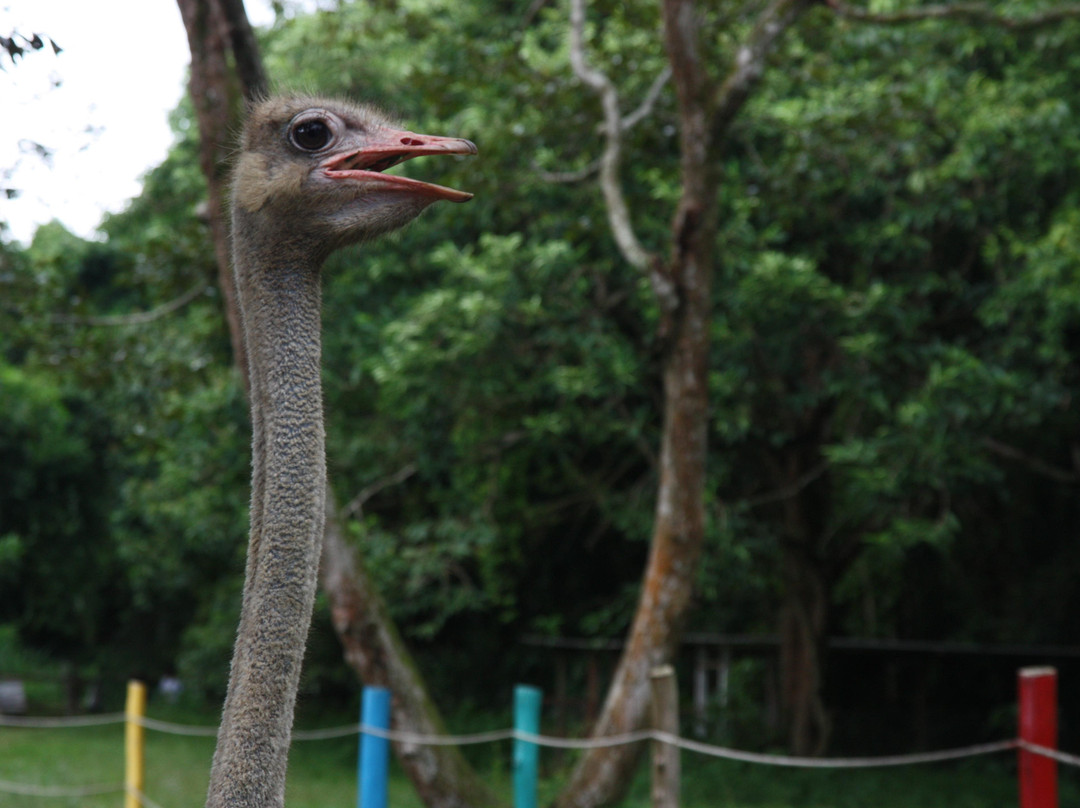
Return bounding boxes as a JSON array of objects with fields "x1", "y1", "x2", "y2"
[{"x1": 2, "y1": 712, "x2": 1077, "y2": 807}]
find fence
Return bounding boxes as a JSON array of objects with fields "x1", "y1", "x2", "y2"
[{"x1": 0, "y1": 666, "x2": 1074, "y2": 808}]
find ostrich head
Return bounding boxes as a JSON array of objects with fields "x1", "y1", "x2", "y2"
[{"x1": 233, "y1": 95, "x2": 477, "y2": 254}]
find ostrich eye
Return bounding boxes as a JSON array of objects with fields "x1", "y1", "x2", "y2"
[{"x1": 291, "y1": 119, "x2": 332, "y2": 151}]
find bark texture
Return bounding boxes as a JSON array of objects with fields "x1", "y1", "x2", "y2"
[
  {"x1": 321, "y1": 490, "x2": 505, "y2": 808},
  {"x1": 175, "y1": 0, "x2": 252, "y2": 390}
]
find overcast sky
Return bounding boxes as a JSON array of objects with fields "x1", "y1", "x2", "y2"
[{"x1": 0, "y1": 0, "x2": 277, "y2": 245}]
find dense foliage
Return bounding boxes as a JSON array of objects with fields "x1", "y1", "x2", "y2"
[{"x1": 2, "y1": 0, "x2": 1079, "y2": 749}]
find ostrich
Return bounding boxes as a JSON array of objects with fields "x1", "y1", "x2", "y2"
[{"x1": 206, "y1": 95, "x2": 476, "y2": 808}]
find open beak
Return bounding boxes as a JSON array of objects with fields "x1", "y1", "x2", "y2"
[{"x1": 323, "y1": 127, "x2": 478, "y2": 202}]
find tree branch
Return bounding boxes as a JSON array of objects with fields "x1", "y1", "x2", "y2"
[
  {"x1": 741, "y1": 461, "x2": 831, "y2": 509},
  {"x1": 343, "y1": 462, "x2": 419, "y2": 519},
  {"x1": 49, "y1": 283, "x2": 209, "y2": 326},
  {"x1": 568, "y1": 0, "x2": 658, "y2": 277},
  {"x1": 711, "y1": 0, "x2": 818, "y2": 141},
  {"x1": 621, "y1": 65, "x2": 673, "y2": 131},
  {"x1": 218, "y1": 0, "x2": 269, "y2": 99},
  {"x1": 982, "y1": 437, "x2": 1079, "y2": 484},
  {"x1": 536, "y1": 65, "x2": 669, "y2": 185},
  {"x1": 824, "y1": 0, "x2": 1080, "y2": 29},
  {"x1": 537, "y1": 157, "x2": 600, "y2": 184}
]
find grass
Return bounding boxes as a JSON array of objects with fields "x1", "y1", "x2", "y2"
[
  {"x1": 0, "y1": 714, "x2": 421, "y2": 808},
  {"x1": 3, "y1": 706, "x2": 1079, "y2": 807}
]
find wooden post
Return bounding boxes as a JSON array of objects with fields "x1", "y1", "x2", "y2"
[
  {"x1": 358, "y1": 687, "x2": 391, "y2": 808},
  {"x1": 124, "y1": 680, "x2": 146, "y2": 808},
  {"x1": 650, "y1": 665, "x2": 680, "y2": 808},
  {"x1": 1019, "y1": 667, "x2": 1058, "y2": 808}
]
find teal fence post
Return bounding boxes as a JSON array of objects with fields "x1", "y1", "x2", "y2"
[
  {"x1": 358, "y1": 686, "x2": 391, "y2": 808},
  {"x1": 514, "y1": 685, "x2": 543, "y2": 808}
]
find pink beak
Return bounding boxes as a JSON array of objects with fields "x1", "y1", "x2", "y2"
[{"x1": 323, "y1": 127, "x2": 477, "y2": 202}]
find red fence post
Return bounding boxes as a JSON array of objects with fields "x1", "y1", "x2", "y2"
[{"x1": 1018, "y1": 666, "x2": 1058, "y2": 808}]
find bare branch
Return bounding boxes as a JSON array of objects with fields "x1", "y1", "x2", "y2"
[
  {"x1": 218, "y1": 0, "x2": 268, "y2": 99},
  {"x1": 742, "y1": 462, "x2": 831, "y2": 508},
  {"x1": 522, "y1": 0, "x2": 552, "y2": 29},
  {"x1": 982, "y1": 437, "x2": 1079, "y2": 484},
  {"x1": 621, "y1": 65, "x2": 672, "y2": 131},
  {"x1": 537, "y1": 66, "x2": 668, "y2": 185},
  {"x1": 712, "y1": 0, "x2": 817, "y2": 141},
  {"x1": 49, "y1": 283, "x2": 209, "y2": 326},
  {"x1": 343, "y1": 462, "x2": 419, "y2": 518},
  {"x1": 537, "y1": 157, "x2": 600, "y2": 184},
  {"x1": 568, "y1": 0, "x2": 656, "y2": 275},
  {"x1": 825, "y1": 0, "x2": 1080, "y2": 30}
]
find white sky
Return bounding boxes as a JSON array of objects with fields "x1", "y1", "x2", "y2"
[{"x1": 0, "y1": 0, "x2": 277, "y2": 245}]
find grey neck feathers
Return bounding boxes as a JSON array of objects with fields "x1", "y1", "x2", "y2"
[{"x1": 206, "y1": 211, "x2": 328, "y2": 808}]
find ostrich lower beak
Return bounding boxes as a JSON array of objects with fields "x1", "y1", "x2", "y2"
[{"x1": 323, "y1": 128, "x2": 477, "y2": 202}]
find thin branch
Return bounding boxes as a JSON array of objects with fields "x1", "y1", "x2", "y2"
[
  {"x1": 825, "y1": 0, "x2": 1080, "y2": 30},
  {"x1": 49, "y1": 283, "x2": 209, "y2": 326},
  {"x1": 344, "y1": 463, "x2": 419, "y2": 519},
  {"x1": 982, "y1": 437, "x2": 1079, "y2": 484},
  {"x1": 621, "y1": 65, "x2": 672, "y2": 131},
  {"x1": 537, "y1": 157, "x2": 601, "y2": 184},
  {"x1": 522, "y1": 0, "x2": 552, "y2": 29},
  {"x1": 218, "y1": 0, "x2": 269, "y2": 99},
  {"x1": 536, "y1": 65, "x2": 669, "y2": 185},
  {"x1": 568, "y1": 0, "x2": 656, "y2": 275},
  {"x1": 711, "y1": 0, "x2": 818, "y2": 141},
  {"x1": 741, "y1": 461, "x2": 830, "y2": 509}
]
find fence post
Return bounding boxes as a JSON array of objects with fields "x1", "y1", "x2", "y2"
[
  {"x1": 358, "y1": 687, "x2": 391, "y2": 808},
  {"x1": 514, "y1": 685, "x2": 543, "y2": 808},
  {"x1": 650, "y1": 665, "x2": 680, "y2": 808},
  {"x1": 1019, "y1": 667, "x2": 1058, "y2": 808},
  {"x1": 124, "y1": 679, "x2": 146, "y2": 808}
]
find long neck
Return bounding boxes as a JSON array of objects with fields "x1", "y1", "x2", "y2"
[{"x1": 207, "y1": 220, "x2": 327, "y2": 808}]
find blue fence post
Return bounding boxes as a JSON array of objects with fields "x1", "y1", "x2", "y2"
[
  {"x1": 514, "y1": 684, "x2": 543, "y2": 808},
  {"x1": 358, "y1": 686, "x2": 391, "y2": 808}
]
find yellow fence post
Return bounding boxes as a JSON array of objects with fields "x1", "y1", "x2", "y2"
[{"x1": 125, "y1": 680, "x2": 146, "y2": 808}]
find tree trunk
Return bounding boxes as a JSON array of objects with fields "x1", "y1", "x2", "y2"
[
  {"x1": 555, "y1": 6, "x2": 716, "y2": 807},
  {"x1": 768, "y1": 432, "x2": 833, "y2": 756},
  {"x1": 177, "y1": 4, "x2": 497, "y2": 805},
  {"x1": 778, "y1": 547, "x2": 830, "y2": 756},
  {"x1": 175, "y1": 0, "x2": 249, "y2": 390},
  {"x1": 555, "y1": 2, "x2": 815, "y2": 804},
  {"x1": 554, "y1": 287, "x2": 711, "y2": 806},
  {"x1": 320, "y1": 490, "x2": 505, "y2": 808}
]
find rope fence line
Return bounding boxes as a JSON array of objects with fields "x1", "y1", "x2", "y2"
[
  {"x1": 1019, "y1": 740, "x2": 1080, "y2": 768},
  {"x1": 652, "y1": 734, "x2": 1020, "y2": 768},
  {"x1": 0, "y1": 729, "x2": 1064, "y2": 802},
  {"x1": 0, "y1": 712, "x2": 125, "y2": 728},
  {"x1": 0, "y1": 712, "x2": 1072, "y2": 766},
  {"x1": 127, "y1": 784, "x2": 169, "y2": 808},
  {"x1": 0, "y1": 667, "x2": 1075, "y2": 805},
  {"x1": 0, "y1": 776, "x2": 122, "y2": 797},
  {"x1": 136, "y1": 715, "x2": 217, "y2": 737},
  {"x1": 298, "y1": 724, "x2": 1024, "y2": 768},
  {"x1": 293, "y1": 723, "x2": 516, "y2": 744}
]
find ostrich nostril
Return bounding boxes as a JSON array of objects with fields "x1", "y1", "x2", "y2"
[{"x1": 401, "y1": 137, "x2": 424, "y2": 146}]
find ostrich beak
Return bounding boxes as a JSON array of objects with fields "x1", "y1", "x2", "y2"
[{"x1": 323, "y1": 128, "x2": 478, "y2": 202}]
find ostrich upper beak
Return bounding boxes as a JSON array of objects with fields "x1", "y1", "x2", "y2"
[{"x1": 323, "y1": 128, "x2": 478, "y2": 202}]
